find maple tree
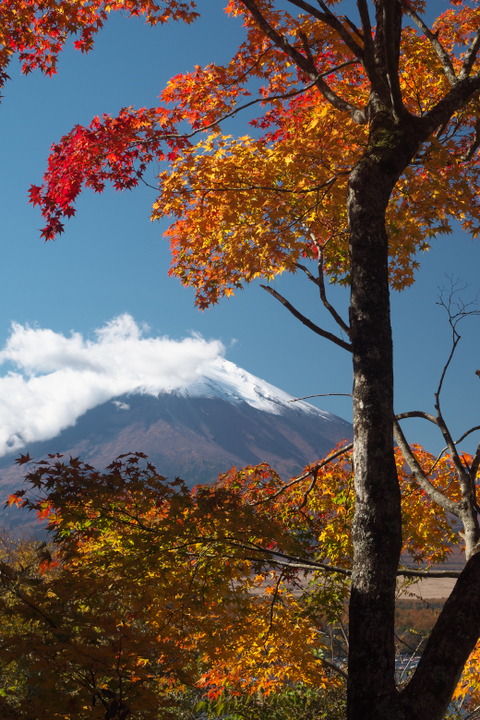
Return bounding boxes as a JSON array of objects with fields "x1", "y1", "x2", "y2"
[
  {"x1": 16, "y1": 0, "x2": 480, "y2": 718},
  {"x1": 1, "y1": 445, "x2": 469, "y2": 719}
]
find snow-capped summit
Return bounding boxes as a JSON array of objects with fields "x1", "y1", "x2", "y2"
[
  {"x1": 0, "y1": 317, "x2": 353, "y2": 528},
  {"x1": 0, "y1": 356, "x2": 352, "y2": 529},
  {"x1": 176, "y1": 357, "x2": 331, "y2": 418}
]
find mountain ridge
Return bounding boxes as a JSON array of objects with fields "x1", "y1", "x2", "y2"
[{"x1": 0, "y1": 360, "x2": 352, "y2": 528}]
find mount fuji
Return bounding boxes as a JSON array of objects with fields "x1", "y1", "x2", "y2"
[{"x1": 0, "y1": 358, "x2": 352, "y2": 526}]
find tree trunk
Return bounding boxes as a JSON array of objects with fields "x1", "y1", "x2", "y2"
[
  {"x1": 347, "y1": 156, "x2": 401, "y2": 720},
  {"x1": 399, "y1": 552, "x2": 480, "y2": 719},
  {"x1": 347, "y1": 111, "x2": 480, "y2": 719},
  {"x1": 346, "y1": 114, "x2": 423, "y2": 719}
]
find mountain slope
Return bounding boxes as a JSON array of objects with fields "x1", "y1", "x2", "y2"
[{"x1": 0, "y1": 359, "x2": 352, "y2": 526}]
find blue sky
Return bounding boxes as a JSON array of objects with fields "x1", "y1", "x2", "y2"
[{"x1": 0, "y1": 0, "x2": 478, "y2": 459}]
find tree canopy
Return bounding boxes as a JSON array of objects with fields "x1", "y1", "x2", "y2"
[
  {"x1": 29, "y1": 1, "x2": 480, "y2": 303},
  {"x1": 1, "y1": 445, "x2": 471, "y2": 718}
]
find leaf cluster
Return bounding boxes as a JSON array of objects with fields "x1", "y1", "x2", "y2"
[{"x1": 0, "y1": 0, "x2": 198, "y2": 90}]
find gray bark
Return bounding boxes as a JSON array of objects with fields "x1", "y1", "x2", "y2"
[
  {"x1": 347, "y1": 116, "x2": 419, "y2": 719},
  {"x1": 346, "y1": 111, "x2": 480, "y2": 720}
]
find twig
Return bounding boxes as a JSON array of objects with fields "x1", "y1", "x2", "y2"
[
  {"x1": 263, "y1": 568, "x2": 286, "y2": 644},
  {"x1": 250, "y1": 442, "x2": 353, "y2": 506},
  {"x1": 460, "y1": 29, "x2": 480, "y2": 80},
  {"x1": 309, "y1": 235, "x2": 351, "y2": 335},
  {"x1": 319, "y1": 656, "x2": 348, "y2": 681},
  {"x1": 289, "y1": 393, "x2": 352, "y2": 401}
]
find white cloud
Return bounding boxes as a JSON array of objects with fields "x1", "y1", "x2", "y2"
[
  {"x1": 112, "y1": 401, "x2": 130, "y2": 411},
  {"x1": 0, "y1": 314, "x2": 225, "y2": 457}
]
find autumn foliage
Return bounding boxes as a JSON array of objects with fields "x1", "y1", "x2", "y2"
[
  {"x1": 0, "y1": 444, "x2": 474, "y2": 718},
  {"x1": 28, "y1": 1, "x2": 480, "y2": 306},
  {"x1": 0, "y1": 0, "x2": 197, "y2": 82}
]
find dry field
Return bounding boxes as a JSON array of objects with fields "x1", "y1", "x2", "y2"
[
  {"x1": 398, "y1": 576, "x2": 456, "y2": 600},
  {"x1": 399, "y1": 544, "x2": 465, "y2": 600}
]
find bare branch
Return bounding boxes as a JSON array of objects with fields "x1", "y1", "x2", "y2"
[
  {"x1": 260, "y1": 284, "x2": 352, "y2": 351},
  {"x1": 286, "y1": 0, "x2": 364, "y2": 60},
  {"x1": 400, "y1": 1, "x2": 456, "y2": 86},
  {"x1": 343, "y1": 15, "x2": 363, "y2": 42},
  {"x1": 294, "y1": 260, "x2": 350, "y2": 335},
  {"x1": 338, "y1": 619, "x2": 349, "y2": 653},
  {"x1": 264, "y1": 567, "x2": 286, "y2": 642},
  {"x1": 396, "y1": 285, "x2": 480, "y2": 491},
  {"x1": 460, "y1": 29, "x2": 480, "y2": 80},
  {"x1": 435, "y1": 277, "x2": 480, "y2": 399},
  {"x1": 424, "y1": 448, "x2": 450, "y2": 479},
  {"x1": 294, "y1": 261, "x2": 320, "y2": 286},
  {"x1": 289, "y1": 393, "x2": 352, "y2": 401},
  {"x1": 470, "y1": 439, "x2": 480, "y2": 486},
  {"x1": 312, "y1": 236, "x2": 351, "y2": 335},
  {"x1": 317, "y1": 255, "x2": 351, "y2": 335},
  {"x1": 296, "y1": 467, "x2": 319, "y2": 511},
  {"x1": 221, "y1": 539, "x2": 353, "y2": 576},
  {"x1": 356, "y1": 0, "x2": 376, "y2": 79},
  {"x1": 460, "y1": 118, "x2": 480, "y2": 162},
  {"x1": 320, "y1": 657, "x2": 348, "y2": 681},
  {"x1": 393, "y1": 417, "x2": 459, "y2": 516},
  {"x1": 453, "y1": 425, "x2": 480, "y2": 447},
  {"x1": 382, "y1": 0, "x2": 405, "y2": 116},
  {"x1": 434, "y1": 278, "x2": 480, "y2": 473},
  {"x1": 395, "y1": 410, "x2": 439, "y2": 426},
  {"x1": 206, "y1": 538, "x2": 461, "y2": 581},
  {"x1": 394, "y1": 631, "x2": 427, "y2": 663},
  {"x1": 221, "y1": 542, "x2": 461, "y2": 580},
  {"x1": 240, "y1": 0, "x2": 367, "y2": 123},
  {"x1": 299, "y1": 29, "x2": 317, "y2": 68},
  {"x1": 397, "y1": 568, "x2": 460, "y2": 579},
  {"x1": 250, "y1": 442, "x2": 353, "y2": 506}
]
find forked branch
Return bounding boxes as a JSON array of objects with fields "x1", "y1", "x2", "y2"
[
  {"x1": 460, "y1": 118, "x2": 480, "y2": 162},
  {"x1": 434, "y1": 278, "x2": 480, "y2": 474},
  {"x1": 250, "y1": 441, "x2": 353, "y2": 506},
  {"x1": 470, "y1": 438, "x2": 480, "y2": 485},
  {"x1": 382, "y1": 0, "x2": 405, "y2": 116},
  {"x1": 294, "y1": 260, "x2": 350, "y2": 336},
  {"x1": 219, "y1": 539, "x2": 461, "y2": 579},
  {"x1": 395, "y1": 410, "x2": 439, "y2": 426},
  {"x1": 239, "y1": 0, "x2": 367, "y2": 123},
  {"x1": 286, "y1": 0, "x2": 364, "y2": 60},
  {"x1": 260, "y1": 284, "x2": 352, "y2": 351},
  {"x1": 400, "y1": 1, "x2": 456, "y2": 86},
  {"x1": 309, "y1": 234, "x2": 351, "y2": 336}
]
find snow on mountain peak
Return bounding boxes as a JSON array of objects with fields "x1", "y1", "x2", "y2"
[
  {"x1": 172, "y1": 357, "x2": 334, "y2": 420},
  {"x1": 0, "y1": 316, "x2": 350, "y2": 459}
]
